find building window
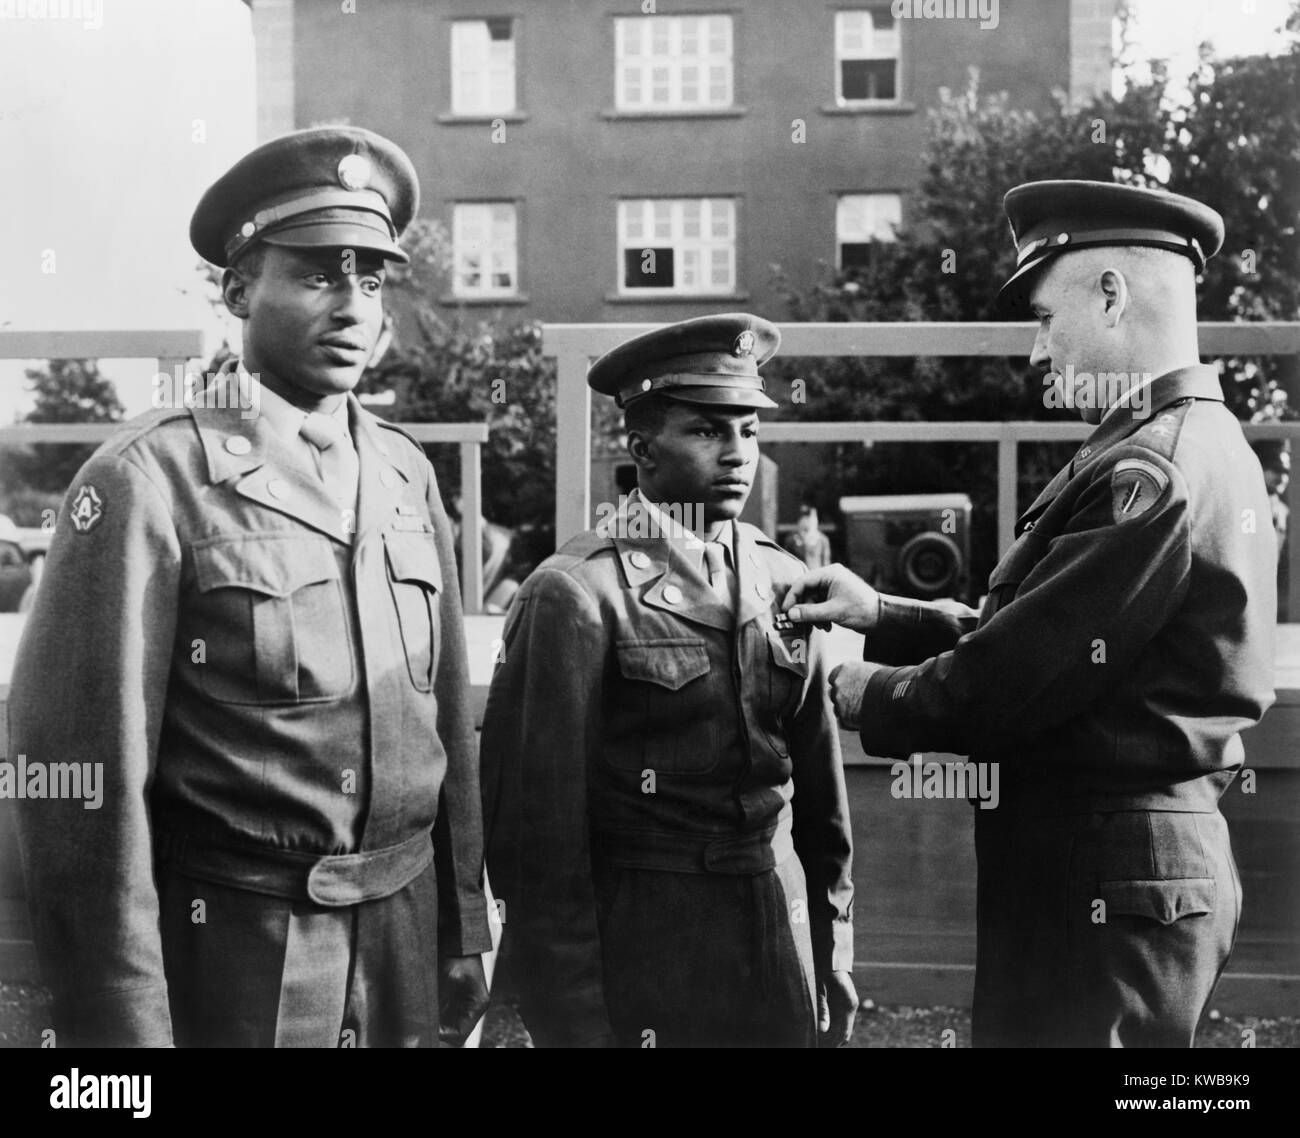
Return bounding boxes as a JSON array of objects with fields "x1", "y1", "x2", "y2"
[
  {"x1": 452, "y1": 202, "x2": 518, "y2": 297},
  {"x1": 618, "y1": 198, "x2": 736, "y2": 296},
  {"x1": 837, "y1": 194, "x2": 901, "y2": 269},
  {"x1": 615, "y1": 14, "x2": 733, "y2": 111},
  {"x1": 834, "y1": 9, "x2": 899, "y2": 104},
  {"x1": 451, "y1": 18, "x2": 516, "y2": 115}
]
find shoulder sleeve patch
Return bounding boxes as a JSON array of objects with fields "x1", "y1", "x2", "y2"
[{"x1": 1111, "y1": 457, "x2": 1169, "y2": 523}]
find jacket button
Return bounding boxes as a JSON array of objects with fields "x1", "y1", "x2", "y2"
[
  {"x1": 224, "y1": 436, "x2": 251, "y2": 456},
  {"x1": 662, "y1": 584, "x2": 683, "y2": 605},
  {"x1": 267, "y1": 479, "x2": 289, "y2": 500},
  {"x1": 629, "y1": 551, "x2": 651, "y2": 569}
]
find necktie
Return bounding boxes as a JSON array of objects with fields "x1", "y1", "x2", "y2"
[
  {"x1": 704, "y1": 541, "x2": 734, "y2": 607},
  {"x1": 299, "y1": 411, "x2": 360, "y2": 526}
]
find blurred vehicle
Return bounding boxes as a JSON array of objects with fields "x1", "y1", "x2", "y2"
[
  {"x1": 839, "y1": 493, "x2": 972, "y2": 604},
  {"x1": 0, "y1": 518, "x2": 32, "y2": 612},
  {"x1": 0, "y1": 517, "x2": 53, "y2": 612}
]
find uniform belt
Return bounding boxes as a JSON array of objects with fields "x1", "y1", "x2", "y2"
[
  {"x1": 154, "y1": 826, "x2": 434, "y2": 907},
  {"x1": 592, "y1": 814, "x2": 794, "y2": 875}
]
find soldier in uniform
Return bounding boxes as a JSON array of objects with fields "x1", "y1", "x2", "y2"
[
  {"x1": 785, "y1": 182, "x2": 1277, "y2": 1047},
  {"x1": 9, "y1": 127, "x2": 491, "y2": 1047},
  {"x1": 480, "y1": 314, "x2": 857, "y2": 1048}
]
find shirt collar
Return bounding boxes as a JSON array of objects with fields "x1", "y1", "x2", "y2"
[
  {"x1": 1100, "y1": 372, "x2": 1158, "y2": 422},
  {"x1": 629, "y1": 487, "x2": 733, "y2": 562},
  {"x1": 232, "y1": 359, "x2": 352, "y2": 446}
]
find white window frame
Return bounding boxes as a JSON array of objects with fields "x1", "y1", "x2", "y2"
[
  {"x1": 452, "y1": 202, "x2": 519, "y2": 299},
  {"x1": 451, "y1": 17, "x2": 517, "y2": 116},
  {"x1": 615, "y1": 14, "x2": 734, "y2": 112},
  {"x1": 836, "y1": 193, "x2": 902, "y2": 269},
  {"x1": 617, "y1": 198, "x2": 737, "y2": 297},
  {"x1": 834, "y1": 8, "x2": 900, "y2": 106}
]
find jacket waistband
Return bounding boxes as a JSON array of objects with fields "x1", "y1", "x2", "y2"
[
  {"x1": 154, "y1": 826, "x2": 434, "y2": 907},
  {"x1": 592, "y1": 813, "x2": 794, "y2": 875}
]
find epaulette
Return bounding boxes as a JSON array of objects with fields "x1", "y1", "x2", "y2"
[
  {"x1": 96, "y1": 406, "x2": 193, "y2": 457},
  {"x1": 1126, "y1": 397, "x2": 1195, "y2": 461},
  {"x1": 552, "y1": 528, "x2": 615, "y2": 566},
  {"x1": 739, "y1": 521, "x2": 805, "y2": 568},
  {"x1": 374, "y1": 418, "x2": 426, "y2": 454}
]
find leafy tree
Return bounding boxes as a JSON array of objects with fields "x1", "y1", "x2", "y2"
[
  {"x1": 1166, "y1": 16, "x2": 1300, "y2": 419},
  {"x1": 769, "y1": 24, "x2": 1300, "y2": 589},
  {"x1": 354, "y1": 218, "x2": 560, "y2": 570},
  {"x1": 3, "y1": 359, "x2": 125, "y2": 502},
  {"x1": 359, "y1": 313, "x2": 558, "y2": 570}
]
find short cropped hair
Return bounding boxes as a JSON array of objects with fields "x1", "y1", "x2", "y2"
[
  {"x1": 229, "y1": 242, "x2": 269, "y2": 280},
  {"x1": 622, "y1": 393, "x2": 675, "y2": 440}
]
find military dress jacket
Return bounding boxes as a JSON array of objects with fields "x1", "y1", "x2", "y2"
[
  {"x1": 480, "y1": 494, "x2": 854, "y2": 1046},
  {"x1": 855, "y1": 365, "x2": 1277, "y2": 811},
  {"x1": 8, "y1": 384, "x2": 491, "y2": 1046}
]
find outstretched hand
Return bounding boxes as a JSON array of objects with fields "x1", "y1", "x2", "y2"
[{"x1": 784, "y1": 564, "x2": 881, "y2": 633}]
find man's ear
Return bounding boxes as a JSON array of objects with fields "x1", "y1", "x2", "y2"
[
  {"x1": 626, "y1": 428, "x2": 656, "y2": 473},
  {"x1": 1098, "y1": 267, "x2": 1129, "y2": 327},
  {"x1": 221, "y1": 266, "x2": 251, "y2": 319}
]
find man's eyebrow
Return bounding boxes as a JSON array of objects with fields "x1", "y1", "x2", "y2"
[{"x1": 694, "y1": 414, "x2": 759, "y2": 429}]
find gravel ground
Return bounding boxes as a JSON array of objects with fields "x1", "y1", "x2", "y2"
[{"x1": 4, "y1": 982, "x2": 1296, "y2": 1048}]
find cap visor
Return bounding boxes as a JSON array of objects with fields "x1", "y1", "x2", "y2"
[
  {"x1": 995, "y1": 257, "x2": 1052, "y2": 318},
  {"x1": 262, "y1": 222, "x2": 409, "y2": 264},
  {"x1": 660, "y1": 387, "x2": 777, "y2": 410}
]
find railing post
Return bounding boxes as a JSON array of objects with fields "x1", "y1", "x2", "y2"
[
  {"x1": 1288, "y1": 348, "x2": 1300, "y2": 622},
  {"x1": 459, "y1": 440, "x2": 484, "y2": 614},
  {"x1": 997, "y1": 427, "x2": 1018, "y2": 557},
  {"x1": 555, "y1": 348, "x2": 592, "y2": 547},
  {"x1": 157, "y1": 358, "x2": 187, "y2": 393}
]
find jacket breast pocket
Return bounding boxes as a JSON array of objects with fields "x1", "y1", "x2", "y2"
[
  {"x1": 606, "y1": 638, "x2": 718, "y2": 774},
  {"x1": 767, "y1": 629, "x2": 810, "y2": 718},
  {"x1": 385, "y1": 530, "x2": 443, "y2": 692},
  {"x1": 760, "y1": 629, "x2": 811, "y2": 759},
  {"x1": 191, "y1": 533, "x2": 353, "y2": 705}
]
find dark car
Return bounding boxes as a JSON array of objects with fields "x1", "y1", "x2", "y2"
[{"x1": 0, "y1": 536, "x2": 33, "y2": 612}]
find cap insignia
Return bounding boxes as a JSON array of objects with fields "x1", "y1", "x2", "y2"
[
  {"x1": 733, "y1": 330, "x2": 756, "y2": 357},
  {"x1": 337, "y1": 154, "x2": 372, "y2": 191}
]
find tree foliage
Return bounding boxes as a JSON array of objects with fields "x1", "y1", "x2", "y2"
[
  {"x1": 356, "y1": 219, "x2": 559, "y2": 569},
  {"x1": 769, "y1": 27, "x2": 1300, "y2": 588},
  {"x1": 0, "y1": 360, "x2": 125, "y2": 516}
]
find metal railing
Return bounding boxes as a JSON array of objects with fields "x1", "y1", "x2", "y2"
[
  {"x1": 0, "y1": 330, "x2": 490, "y2": 613},
  {"x1": 544, "y1": 320, "x2": 1300, "y2": 613}
]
